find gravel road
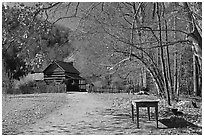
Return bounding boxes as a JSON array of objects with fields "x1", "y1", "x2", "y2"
[
  {"x1": 16, "y1": 92, "x2": 163, "y2": 135},
  {"x1": 3, "y1": 92, "x2": 201, "y2": 135}
]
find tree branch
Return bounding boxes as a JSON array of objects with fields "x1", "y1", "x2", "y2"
[
  {"x1": 143, "y1": 40, "x2": 191, "y2": 49},
  {"x1": 52, "y1": 2, "x2": 80, "y2": 26},
  {"x1": 113, "y1": 49, "x2": 164, "y2": 90},
  {"x1": 65, "y1": 3, "x2": 72, "y2": 15},
  {"x1": 33, "y1": 2, "x2": 61, "y2": 20}
]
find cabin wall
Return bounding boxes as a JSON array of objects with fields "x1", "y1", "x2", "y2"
[
  {"x1": 79, "y1": 80, "x2": 86, "y2": 91},
  {"x1": 44, "y1": 63, "x2": 85, "y2": 92}
]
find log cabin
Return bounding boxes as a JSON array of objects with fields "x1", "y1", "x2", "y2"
[{"x1": 43, "y1": 61, "x2": 86, "y2": 92}]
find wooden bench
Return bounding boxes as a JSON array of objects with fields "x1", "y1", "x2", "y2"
[{"x1": 131, "y1": 99, "x2": 160, "y2": 128}]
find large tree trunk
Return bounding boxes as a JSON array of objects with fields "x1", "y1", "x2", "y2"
[
  {"x1": 183, "y1": 2, "x2": 201, "y2": 97},
  {"x1": 193, "y1": 55, "x2": 199, "y2": 96}
]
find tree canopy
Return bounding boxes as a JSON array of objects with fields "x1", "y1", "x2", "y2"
[{"x1": 2, "y1": 3, "x2": 74, "y2": 79}]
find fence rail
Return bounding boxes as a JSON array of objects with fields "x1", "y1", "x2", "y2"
[{"x1": 87, "y1": 87, "x2": 131, "y2": 93}]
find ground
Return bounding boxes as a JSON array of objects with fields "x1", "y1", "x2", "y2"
[{"x1": 2, "y1": 92, "x2": 202, "y2": 135}]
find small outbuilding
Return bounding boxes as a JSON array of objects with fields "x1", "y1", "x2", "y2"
[{"x1": 43, "y1": 61, "x2": 86, "y2": 92}]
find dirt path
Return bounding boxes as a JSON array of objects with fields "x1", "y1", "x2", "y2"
[{"x1": 17, "y1": 92, "x2": 169, "y2": 135}]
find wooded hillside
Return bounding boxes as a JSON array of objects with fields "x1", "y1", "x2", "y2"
[{"x1": 2, "y1": 2, "x2": 202, "y2": 106}]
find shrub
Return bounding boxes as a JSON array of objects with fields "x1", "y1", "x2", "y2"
[
  {"x1": 17, "y1": 80, "x2": 67, "y2": 94},
  {"x1": 34, "y1": 81, "x2": 47, "y2": 93},
  {"x1": 4, "y1": 87, "x2": 15, "y2": 94},
  {"x1": 46, "y1": 82, "x2": 66, "y2": 93},
  {"x1": 17, "y1": 80, "x2": 48, "y2": 94},
  {"x1": 140, "y1": 87, "x2": 149, "y2": 92},
  {"x1": 4, "y1": 80, "x2": 19, "y2": 94},
  {"x1": 18, "y1": 81, "x2": 36, "y2": 94}
]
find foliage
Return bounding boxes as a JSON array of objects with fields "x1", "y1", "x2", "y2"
[
  {"x1": 2, "y1": 3, "x2": 74, "y2": 80},
  {"x1": 14, "y1": 80, "x2": 66, "y2": 94},
  {"x1": 46, "y1": 82, "x2": 66, "y2": 93},
  {"x1": 2, "y1": 4, "x2": 47, "y2": 78},
  {"x1": 18, "y1": 81, "x2": 36, "y2": 94},
  {"x1": 34, "y1": 81, "x2": 47, "y2": 93}
]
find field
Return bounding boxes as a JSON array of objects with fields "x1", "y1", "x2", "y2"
[{"x1": 2, "y1": 92, "x2": 202, "y2": 135}]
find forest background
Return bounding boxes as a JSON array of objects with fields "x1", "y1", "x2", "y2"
[{"x1": 2, "y1": 2, "x2": 202, "y2": 106}]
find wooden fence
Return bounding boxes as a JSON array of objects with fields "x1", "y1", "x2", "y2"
[{"x1": 87, "y1": 87, "x2": 132, "y2": 93}]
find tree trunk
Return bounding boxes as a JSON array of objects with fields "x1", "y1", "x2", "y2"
[
  {"x1": 173, "y1": 51, "x2": 178, "y2": 95},
  {"x1": 143, "y1": 67, "x2": 147, "y2": 88},
  {"x1": 162, "y1": 2, "x2": 174, "y2": 100},
  {"x1": 140, "y1": 68, "x2": 143, "y2": 88},
  {"x1": 183, "y1": 2, "x2": 201, "y2": 97},
  {"x1": 157, "y1": 3, "x2": 171, "y2": 105},
  {"x1": 198, "y1": 72, "x2": 202, "y2": 96},
  {"x1": 193, "y1": 55, "x2": 199, "y2": 96},
  {"x1": 176, "y1": 53, "x2": 181, "y2": 98},
  {"x1": 164, "y1": 19, "x2": 174, "y2": 100},
  {"x1": 145, "y1": 65, "x2": 164, "y2": 97},
  {"x1": 173, "y1": 11, "x2": 180, "y2": 99},
  {"x1": 130, "y1": 52, "x2": 165, "y2": 97}
]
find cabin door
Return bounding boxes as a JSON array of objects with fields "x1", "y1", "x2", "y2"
[{"x1": 66, "y1": 79, "x2": 79, "y2": 91}]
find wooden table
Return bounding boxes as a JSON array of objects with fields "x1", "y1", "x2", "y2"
[{"x1": 131, "y1": 99, "x2": 160, "y2": 128}]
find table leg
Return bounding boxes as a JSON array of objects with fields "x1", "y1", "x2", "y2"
[
  {"x1": 147, "y1": 107, "x2": 150, "y2": 121},
  {"x1": 136, "y1": 105, "x2": 139, "y2": 128},
  {"x1": 131, "y1": 103, "x2": 134, "y2": 122},
  {"x1": 155, "y1": 105, "x2": 158, "y2": 128}
]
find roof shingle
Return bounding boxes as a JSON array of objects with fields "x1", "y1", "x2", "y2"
[
  {"x1": 43, "y1": 61, "x2": 80, "y2": 74},
  {"x1": 55, "y1": 61, "x2": 80, "y2": 74}
]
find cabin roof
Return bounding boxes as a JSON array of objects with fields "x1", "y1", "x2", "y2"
[
  {"x1": 66, "y1": 73, "x2": 84, "y2": 80},
  {"x1": 43, "y1": 60, "x2": 80, "y2": 74}
]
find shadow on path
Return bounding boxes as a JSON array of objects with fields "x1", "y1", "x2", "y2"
[{"x1": 159, "y1": 117, "x2": 200, "y2": 128}]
